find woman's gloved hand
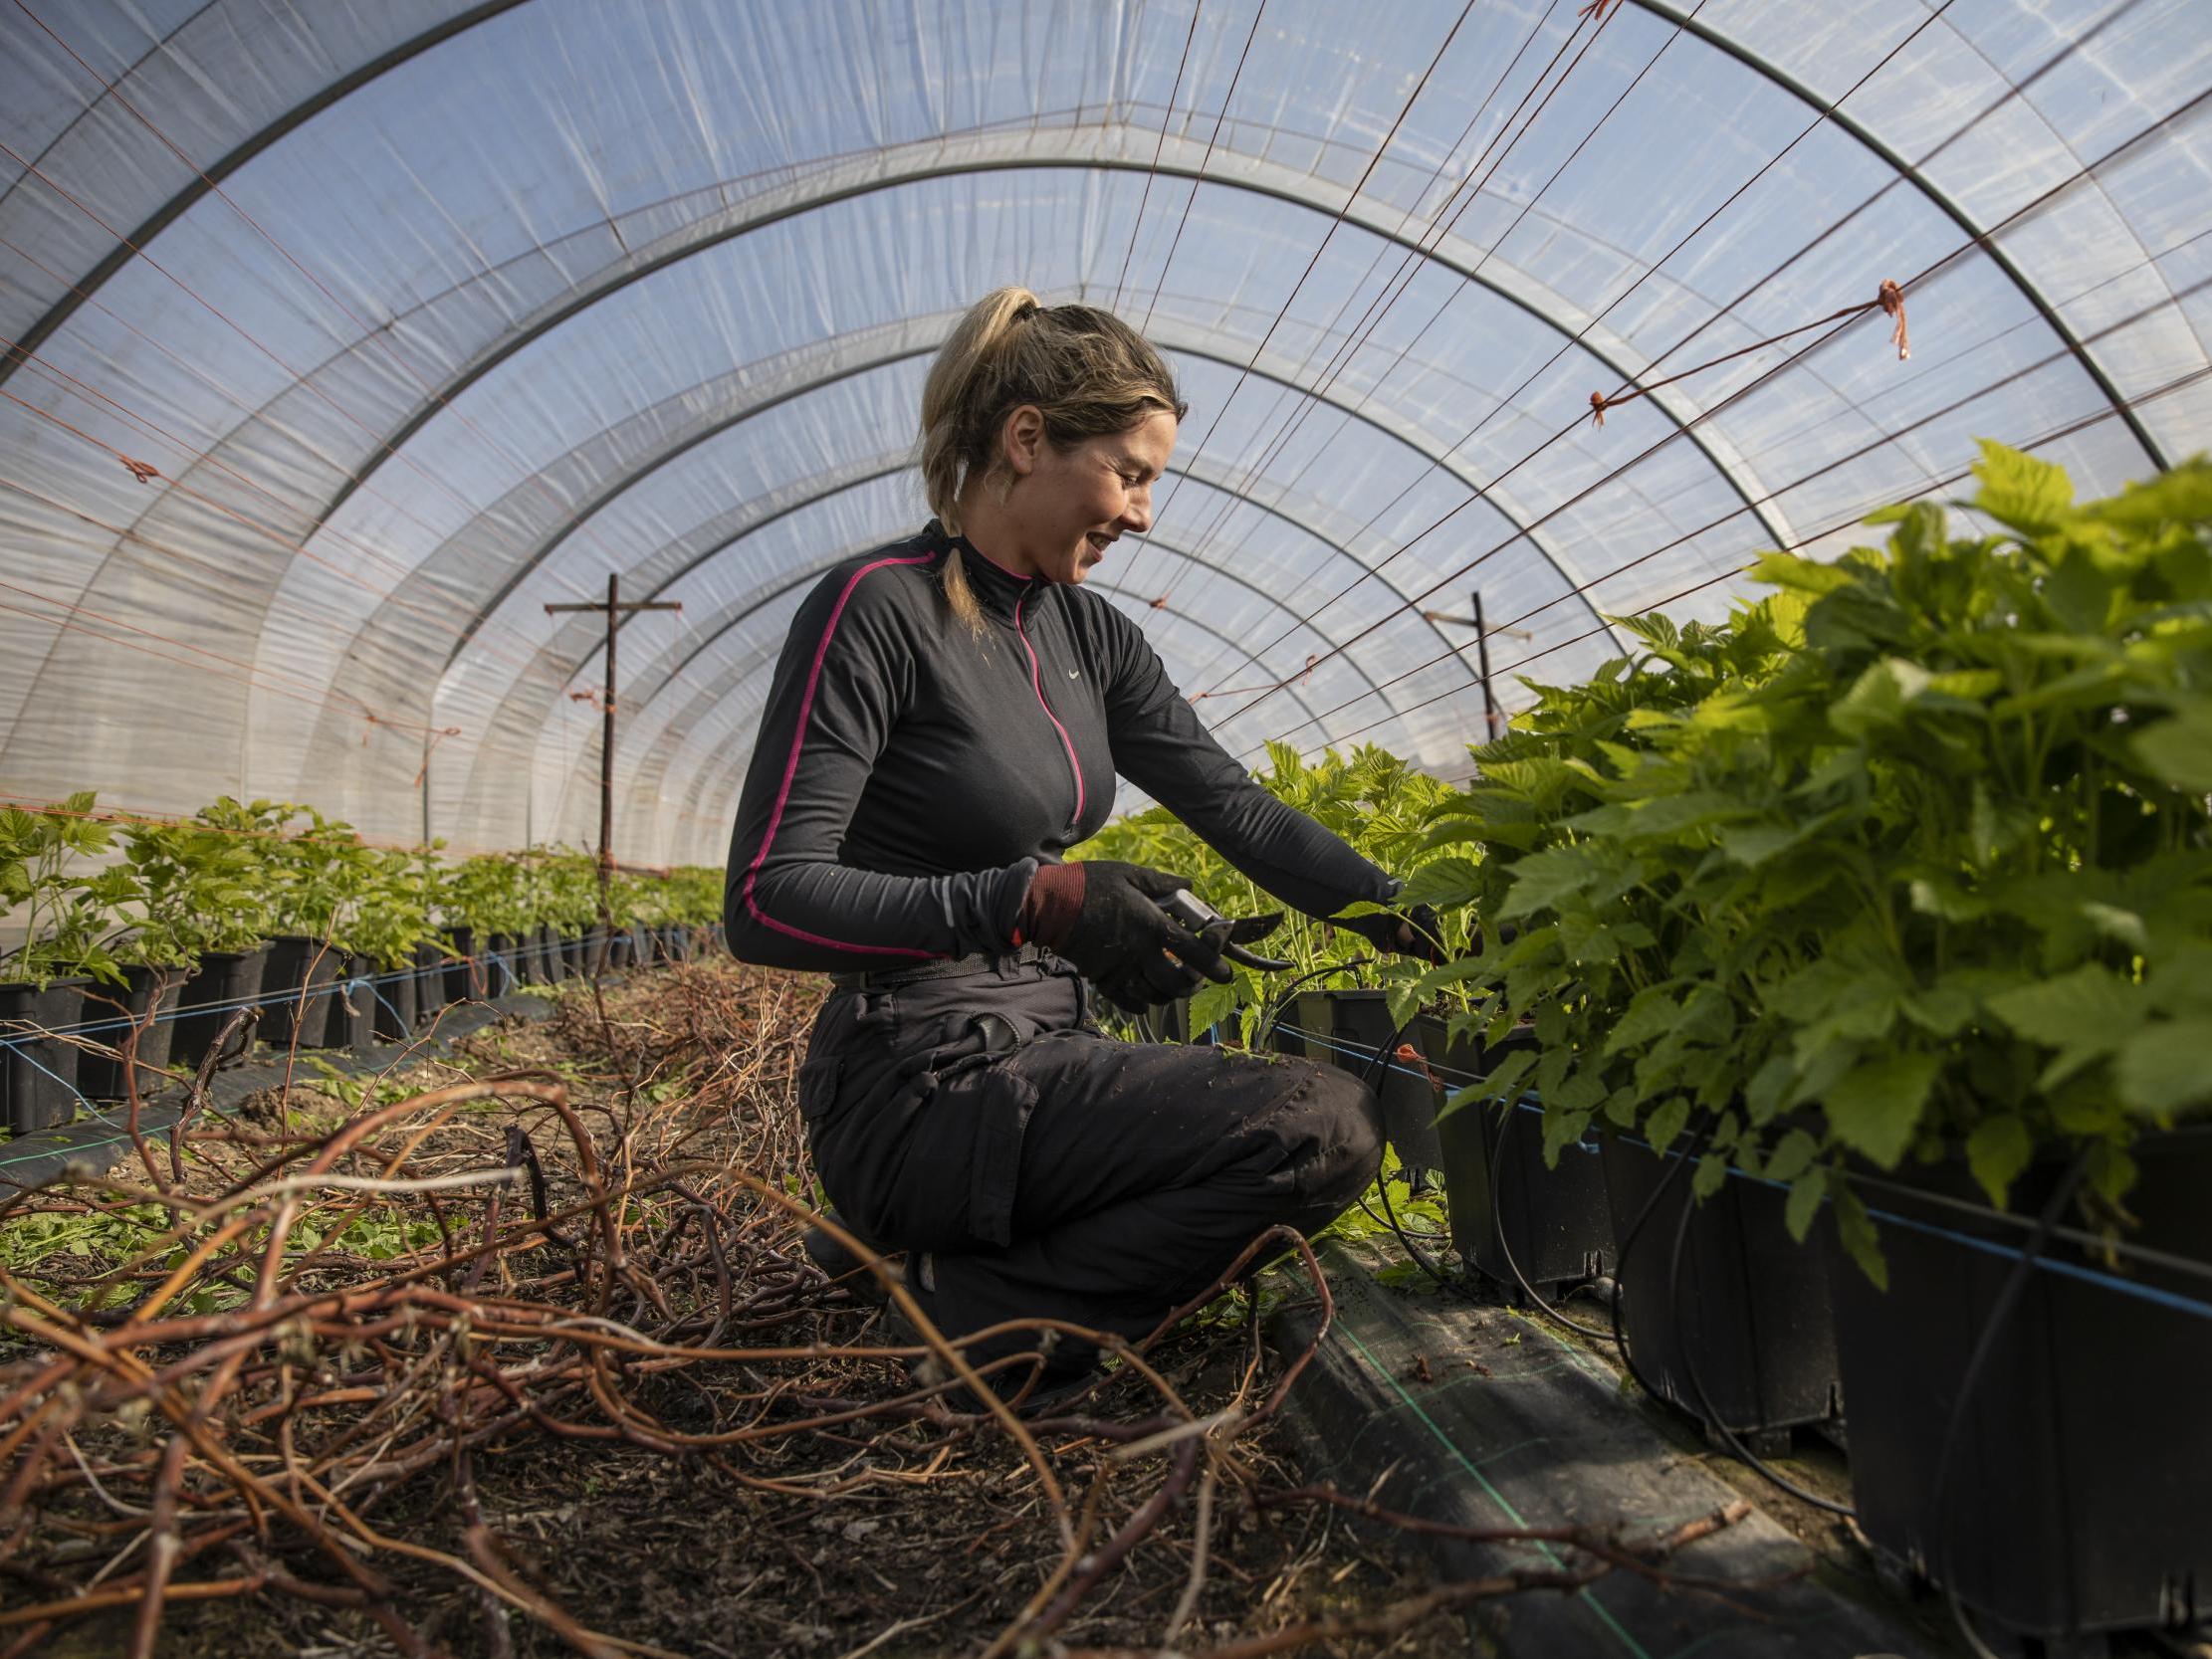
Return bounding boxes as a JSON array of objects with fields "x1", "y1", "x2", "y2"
[
  {"x1": 1016, "y1": 861, "x2": 1236, "y2": 1011},
  {"x1": 1333, "y1": 900, "x2": 1445, "y2": 963}
]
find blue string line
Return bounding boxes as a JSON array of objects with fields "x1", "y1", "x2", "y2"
[
  {"x1": 0, "y1": 940, "x2": 626, "y2": 1041},
  {"x1": 1258, "y1": 1019, "x2": 2212, "y2": 1327}
]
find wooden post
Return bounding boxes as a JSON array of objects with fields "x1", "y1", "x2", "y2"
[
  {"x1": 546, "y1": 575, "x2": 681, "y2": 966},
  {"x1": 1472, "y1": 589, "x2": 1501, "y2": 742}
]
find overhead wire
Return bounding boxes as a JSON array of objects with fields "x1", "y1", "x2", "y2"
[
  {"x1": 1180, "y1": 0, "x2": 2150, "y2": 705},
  {"x1": 1109, "y1": 0, "x2": 1206, "y2": 311},
  {"x1": 1138, "y1": 0, "x2": 1271, "y2": 337},
  {"x1": 1176, "y1": 0, "x2": 1974, "y2": 699},
  {"x1": 6, "y1": 0, "x2": 620, "y2": 608},
  {"x1": 1114, "y1": 0, "x2": 1488, "y2": 596},
  {"x1": 1125, "y1": 0, "x2": 1583, "y2": 600},
  {"x1": 1301, "y1": 351, "x2": 2212, "y2": 758},
  {"x1": 1204, "y1": 80, "x2": 2211, "y2": 740},
  {"x1": 0, "y1": 370, "x2": 560, "y2": 690},
  {"x1": 1156, "y1": 0, "x2": 1641, "y2": 610}
]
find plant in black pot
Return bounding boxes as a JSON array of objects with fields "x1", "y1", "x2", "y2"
[
  {"x1": 240, "y1": 801, "x2": 378, "y2": 1051},
  {"x1": 539, "y1": 847, "x2": 600, "y2": 978},
  {"x1": 1700, "y1": 448, "x2": 2212, "y2": 1645},
  {"x1": 1409, "y1": 596, "x2": 1807, "y2": 1326},
  {"x1": 128, "y1": 806, "x2": 278, "y2": 1071},
  {"x1": 0, "y1": 794, "x2": 133, "y2": 1133},
  {"x1": 349, "y1": 847, "x2": 437, "y2": 1043},
  {"x1": 443, "y1": 853, "x2": 530, "y2": 998},
  {"x1": 1449, "y1": 448, "x2": 2211, "y2": 1641}
]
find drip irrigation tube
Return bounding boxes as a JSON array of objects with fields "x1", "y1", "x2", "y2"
[
  {"x1": 1349, "y1": 1001, "x2": 1455, "y2": 1291},
  {"x1": 1925, "y1": 1155, "x2": 2093, "y2": 1659},
  {"x1": 1661, "y1": 1176, "x2": 1856, "y2": 1519},
  {"x1": 1486, "y1": 1101, "x2": 1614, "y2": 1341}
]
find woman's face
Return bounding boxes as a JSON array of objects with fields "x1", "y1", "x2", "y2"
[{"x1": 995, "y1": 407, "x2": 1178, "y2": 586}]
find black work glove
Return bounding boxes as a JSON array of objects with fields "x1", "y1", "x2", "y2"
[
  {"x1": 1016, "y1": 861, "x2": 1239, "y2": 1013},
  {"x1": 1333, "y1": 900, "x2": 1444, "y2": 964}
]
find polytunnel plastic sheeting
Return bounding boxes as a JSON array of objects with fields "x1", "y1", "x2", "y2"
[{"x1": 2, "y1": 0, "x2": 2208, "y2": 868}]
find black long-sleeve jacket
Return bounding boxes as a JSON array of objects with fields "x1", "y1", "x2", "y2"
[{"x1": 722, "y1": 522, "x2": 1396, "y2": 971}]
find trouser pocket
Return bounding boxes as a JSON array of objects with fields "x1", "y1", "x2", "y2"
[{"x1": 811, "y1": 1007, "x2": 1043, "y2": 1253}]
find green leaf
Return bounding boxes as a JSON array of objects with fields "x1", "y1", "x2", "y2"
[
  {"x1": 1985, "y1": 962, "x2": 2145, "y2": 1088},
  {"x1": 1691, "y1": 1153, "x2": 1729, "y2": 1200},
  {"x1": 2115, "y1": 1017, "x2": 2212, "y2": 1116},
  {"x1": 1603, "y1": 982, "x2": 1680, "y2": 1057},
  {"x1": 1763, "y1": 1128, "x2": 1819, "y2": 1184},
  {"x1": 1187, "y1": 977, "x2": 1239, "y2": 1040},
  {"x1": 1744, "y1": 1052, "x2": 1796, "y2": 1125},
  {"x1": 1824, "y1": 1051, "x2": 1940, "y2": 1169},
  {"x1": 2130, "y1": 705, "x2": 2212, "y2": 793},
  {"x1": 1498, "y1": 846, "x2": 1603, "y2": 920},
  {"x1": 1965, "y1": 1117, "x2": 2034, "y2": 1209},
  {"x1": 1715, "y1": 822, "x2": 1800, "y2": 868},
  {"x1": 1830, "y1": 1178, "x2": 1889, "y2": 1291},
  {"x1": 1750, "y1": 550, "x2": 1856, "y2": 595},
  {"x1": 1971, "y1": 438, "x2": 2074, "y2": 536},
  {"x1": 1830, "y1": 657, "x2": 1932, "y2": 739},
  {"x1": 1784, "y1": 1168, "x2": 1826, "y2": 1242},
  {"x1": 1646, "y1": 1096, "x2": 1689, "y2": 1156},
  {"x1": 1541, "y1": 1107, "x2": 1592, "y2": 1167}
]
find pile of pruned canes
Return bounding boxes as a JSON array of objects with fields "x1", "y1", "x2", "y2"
[{"x1": 1, "y1": 963, "x2": 1755, "y2": 1658}]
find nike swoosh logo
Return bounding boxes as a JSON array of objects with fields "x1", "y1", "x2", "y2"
[{"x1": 1068, "y1": 669, "x2": 1081, "y2": 679}]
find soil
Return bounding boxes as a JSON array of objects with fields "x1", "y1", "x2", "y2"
[{"x1": 6, "y1": 961, "x2": 1477, "y2": 1659}]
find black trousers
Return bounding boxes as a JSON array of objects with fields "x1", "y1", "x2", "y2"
[{"x1": 798, "y1": 954, "x2": 1383, "y2": 1371}]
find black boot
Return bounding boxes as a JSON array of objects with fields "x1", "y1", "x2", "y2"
[{"x1": 801, "y1": 1216, "x2": 902, "y2": 1304}]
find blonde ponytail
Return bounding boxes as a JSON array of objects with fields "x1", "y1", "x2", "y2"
[{"x1": 918, "y1": 287, "x2": 1186, "y2": 635}]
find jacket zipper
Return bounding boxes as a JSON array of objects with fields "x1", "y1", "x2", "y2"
[{"x1": 1014, "y1": 588, "x2": 1086, "y2": 834}]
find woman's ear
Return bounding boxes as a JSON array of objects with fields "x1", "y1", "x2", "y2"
[{"x1": 1000, "y1": 404, "x2": 1046, "y2": 478}]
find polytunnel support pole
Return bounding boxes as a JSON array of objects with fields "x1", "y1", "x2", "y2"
[
  {"x1": 1471, "y1": 591, "x2": 1500, "y2": 744},
  {"x1": 548, "y1": 574, "x2": 681, "y2": 962}
]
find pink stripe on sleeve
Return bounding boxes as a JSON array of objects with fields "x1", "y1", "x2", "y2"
[{"x1": 741, "y1": 554, "x2": 938, "y2": 959}]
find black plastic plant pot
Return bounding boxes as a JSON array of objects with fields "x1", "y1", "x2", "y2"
[
  {"x1": 1, "y1": 979, "x2": 89, "y2": 1136},
  {"x1": 538, "y1": 924, "x2": 565, "y2": 982},
  {"x1": 1601, "y1": 1135, "x2": 1842, "y2": 1435},
  {"x1": 74, "y1": 966, "x2": 185, "y2": 1101},
  {"x1": 411, "y1": 941, "x2": 447, "y2": 1023},
  {"x1": 565, "y1": 933, "x2": 588, "y2": 976},
  {"x1": 485, "y1": 933, "x2": 522, "y2": 994},
  {"x1": 1293, "y1": 987, "x2": 1442, "y2": 1172},
  {"x1": 371, "y1": 961, "x2": 416, "y2": 1042},
  {"x1": 323, "y1": 954, "x2": 376, "y2": 1050},
  {"x1": 259, "y1": 935, "x2": 342, "y2": 1049},
  {"x1": 1422, "y1": 1017, "x2": 1614, "y2": 1293},
  {"x1": 442, "y1": 929, "x2": 488, "y2": 1004},
  {"x1": 169, "y1": 946, "x2": 269, "y2": 1069},
  {"x1": 1823, "y1": 1129, "x2": 2212, "y2": 1641}
]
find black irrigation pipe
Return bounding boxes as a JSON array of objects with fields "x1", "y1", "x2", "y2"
[
  {"x1": 1350, "y1": 1000, "x2": 1456, "y2": 1292},
  {"x1": 1486, "y1": 1102, "x2": 1614, "y2": 1341},
  {"x1": 1593, "y1": 1113, "x2": 1857, "y2": 1516},
  {"x1": 1928, "y1": 1153, "x2": 2092, "y2": 1659}
]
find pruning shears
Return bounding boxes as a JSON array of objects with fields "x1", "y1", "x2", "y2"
[{"x1": 1159, "y1": 888, "x2": 1294, "y2": 973}]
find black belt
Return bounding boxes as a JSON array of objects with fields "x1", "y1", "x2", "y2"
[{"x1": 828, "y1": 942, "x2": 1051, "y2": 993}]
